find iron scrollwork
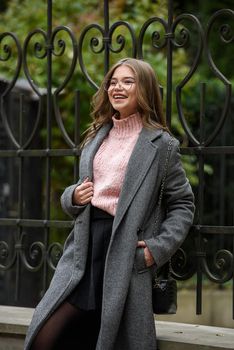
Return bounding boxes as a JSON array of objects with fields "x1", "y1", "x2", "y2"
[
  {"x1": 79, "y1": 21, "x2": 137, "y2": 90},
  {"x1": 52, "y1": 26, "x2": 78, "y2": 148},
  {"x1": 204, "y1": 9, "x2": 233, "y2": 147},
  {"x1": 0, "y1": 32, "x2": 23, "y2": 148}
]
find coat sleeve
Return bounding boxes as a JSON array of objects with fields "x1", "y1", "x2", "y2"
[
  {"x1": 144, "y1": 139, "x2": 195, "y2": 269},
  {"x1": 60, "y1": 180, "x2": 87, "y2": 218}
]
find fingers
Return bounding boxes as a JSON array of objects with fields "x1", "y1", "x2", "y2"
[
  {"x1": 73, "y1": 178, "x2": 94, "y2": 205},
  {"x1": 144, "y1": 247, "x2": 155, "y2": 267},
  {"x1": 83, "y1": 177, "x2": 90, "y2": 184},
  {"x1": 137, "y1": 240, "x2": 146, "y2": 248},
  {"x1": 137, "y1": 241, "x2": 155, "y2": 267}
]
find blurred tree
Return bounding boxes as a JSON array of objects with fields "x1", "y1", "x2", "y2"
[{"x1": 0, "y1": 0, "x2": 8, "y2": 13}]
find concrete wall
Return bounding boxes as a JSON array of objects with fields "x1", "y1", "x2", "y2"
[
  {"x1": 0, "y1": 335, "x2": 25, "y2": 350},
  {"x1": 157, "y1": 289, "x2": 234, "y2": 328}
]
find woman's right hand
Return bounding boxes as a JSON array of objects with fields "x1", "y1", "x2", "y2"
[{"x1": 72, "y1": 177, "x2": 94, "y2": 205}]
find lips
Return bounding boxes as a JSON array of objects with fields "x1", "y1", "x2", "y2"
[{"x1": 113, "y1": 94, "x2": 127, "y2": 99}]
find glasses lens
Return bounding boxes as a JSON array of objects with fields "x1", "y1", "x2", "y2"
[
  {"x1": 104, "y1": 79, "x2": 135, "y2": 91},
  {"x1": 122, "y1": 81, "x2": 134, "y2": 90}
]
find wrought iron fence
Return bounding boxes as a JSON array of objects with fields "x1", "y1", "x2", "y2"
[{"x1": 0, "y1": 0, "x2": 233, "y2": 318}]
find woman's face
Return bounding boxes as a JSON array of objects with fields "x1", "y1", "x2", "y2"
[{"x1": 107, "y1": 65, "x2": 138, "y2": 119}]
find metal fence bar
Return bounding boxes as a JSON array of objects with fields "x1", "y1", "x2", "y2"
[{"x1": 165, "y1": 0, "x2": 173, "y2": 127}]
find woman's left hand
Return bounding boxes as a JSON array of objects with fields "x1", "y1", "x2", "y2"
[{"x1": 137, "y1": 241, "x2": 155, "y2": 267}]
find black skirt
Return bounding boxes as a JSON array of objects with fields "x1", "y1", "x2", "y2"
[{"x1": 67, "y1": 206, "x2": 114, "y2": 311}]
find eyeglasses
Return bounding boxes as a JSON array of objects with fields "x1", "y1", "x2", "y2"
[{"x1": 104, "y1": 78, "x2": 135, "y2": 91}]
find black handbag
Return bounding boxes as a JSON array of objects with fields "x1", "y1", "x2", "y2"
[
  {"x1": 152, "y1": 137, "x2": 177, "y2": 315},
  {"x1": 152, "y1": 261, "x2": 177, "y2": 314}
]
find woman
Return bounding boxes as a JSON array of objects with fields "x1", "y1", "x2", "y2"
[{"x1": 25, "y1": 58, "x2": 195, "y2": 350}]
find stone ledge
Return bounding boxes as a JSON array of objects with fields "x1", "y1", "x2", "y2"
[
  {"x1": 156, "y1": 321, "x2": 234, "y2": 350},
  {"x1": 0, "y1": 306, "x2": 34, "y2": 335},
  {"x1": 0, "y1": 306, "x2": 234, "y2": 349}
]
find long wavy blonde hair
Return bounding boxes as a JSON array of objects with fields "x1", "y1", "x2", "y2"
[{"x1": 81, "y1": 58, "x2": 168, "y2": 147}]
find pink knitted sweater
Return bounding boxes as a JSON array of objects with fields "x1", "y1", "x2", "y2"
[{"x1": 91, "y1": 113, "x2": 143, "y2": 216}]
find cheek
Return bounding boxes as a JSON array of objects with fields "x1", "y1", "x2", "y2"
[
  {"x1": 108, "y1": 92, "x2": 113, "y2": 104},
  {"x1": 131, "y1": 95, "x2": 138, "y2": 108},
  {"x1": 130, "y1": 89, "x2": 137, "y2": 105}
]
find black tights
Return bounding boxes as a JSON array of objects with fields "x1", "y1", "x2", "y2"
[{"x1": 30, "y1": 301, "x2": 101, "y2": 350}]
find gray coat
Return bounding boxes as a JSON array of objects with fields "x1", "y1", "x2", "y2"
[{"x1": 24, "y1": 124, "x2": 195, "y2": 350}]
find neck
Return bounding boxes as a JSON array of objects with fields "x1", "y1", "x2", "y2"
[{"x1": 118, "y1": 109, "x2": 138, "y2": 119}]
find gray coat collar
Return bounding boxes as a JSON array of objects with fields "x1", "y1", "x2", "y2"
[{"x1": 80, "y1": 123, "x2": 163, "y2": 228}]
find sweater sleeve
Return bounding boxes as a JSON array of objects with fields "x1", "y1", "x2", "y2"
[{"x1": 144, "y1": 139, "x2": 195, "y2": 269}]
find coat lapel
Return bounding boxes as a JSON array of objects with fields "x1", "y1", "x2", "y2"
[
  {"x1": 112, "y1": 127, "x2": 163, "y2": 232},
  {"x1": 79, "y1": 123, "x2": 112, "y2": 180}
]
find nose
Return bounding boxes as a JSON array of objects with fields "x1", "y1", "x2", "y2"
[{"x1": 114, "y1": 82, "x2": 123, "y2": 90}]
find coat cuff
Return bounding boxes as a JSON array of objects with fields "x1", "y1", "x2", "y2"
[{"x1": 60, "y1": 183, "x2": 87, "y2": 218}]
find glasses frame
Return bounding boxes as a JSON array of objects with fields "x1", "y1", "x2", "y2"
[{"x1": 104, "y1": 78, "x2": 136, "y2": 92}]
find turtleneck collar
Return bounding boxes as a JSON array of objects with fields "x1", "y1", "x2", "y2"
[{"x1": 111, "y1": 112, "x2": 143, "y2": 137}]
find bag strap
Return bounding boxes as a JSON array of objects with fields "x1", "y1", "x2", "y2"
[
  {"x1": 153, "y1": 136, "x2": 174, "y2": 278},
  {"x1": 153, "y1": 136, "x2": 174, "y2": 236}
]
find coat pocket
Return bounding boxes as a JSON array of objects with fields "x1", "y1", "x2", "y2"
[{"x1": 134, "y1": 247, "x2": 149, "y2": 274}]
